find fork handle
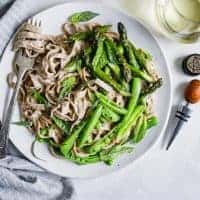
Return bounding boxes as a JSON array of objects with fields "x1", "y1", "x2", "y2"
[{"x1": 0, "y1": 71, "x2": 25, "y2": 158}]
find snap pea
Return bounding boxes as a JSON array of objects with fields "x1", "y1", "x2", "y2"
[
  {"x1": 86, "y1": 128, "x2": 116, "y2": 154},
  {"x1": 133, "y1": 116, "x2": 147, "y2": 143},
  {"x1": 130, "y1": 115, "x2": 144, "y2": 142},
  {"x1": 78, "y1": 104, "x2": 103, "y2": 147},
  {"x1": 59, "y1": 121, "x2": 87, "y2": 156},
  {"x1": 95, "y1": 92, "x2": 127, "y2": 115},
  {"x1": 101, "y1": 107, "x2": 121, "y2": 123}
]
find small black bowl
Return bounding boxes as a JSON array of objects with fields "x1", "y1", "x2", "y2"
[{"x1": 182, "y1": 54, "x2": 200, "y2": 76}]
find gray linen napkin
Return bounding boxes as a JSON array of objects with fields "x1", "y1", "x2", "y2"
[{"x1": 0, "y1": 0, "x2": 74, "y2": 199}]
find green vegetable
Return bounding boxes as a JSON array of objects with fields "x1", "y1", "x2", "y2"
[
  {"x1": 64, "y1": 58, "x2": 82, "y2": 72},
  {"x1": 95, "y1": 92, "x2": 127, "y2": 115},
  {"x1": 101, "y1": 107, "x2": 121, "y2": 122},
  {"x1": 37, "y1": 127, "x2": 50, "y2": 139},
  {"x1": 68, "y1": 11, "x2": 99, "y2": 23},
  {"x1": 92, "y1": 40, "x2": 129, "y2": 96},
  {"x1": 86, "y1": 127, "x2": 117, "y2": 154},
  {"x1": 52, "y1": 116, "x2": 70, "y2": 135},
  {"x1": 78, "y1": 104, "x2": 103, "y2": 147},
  {"x1": 59, "y1": 76, "x2": 77, "y2": 99},
  {"x1": 126, "y1": 63, "x2": 153, "y2": 82},
  {"x1": 133, "y1": 116, "x2": 147, "y2": 143},
  {"x1": 141, "y1": 78, "x2": 163, "y2": 96},
  {"x1": 130, "y1": 115, "x2": 143, "y2": 141},
  {"x1": 116, "y1": 105, "x2": 145, "y2": 141},
  {"x1": 124, "y1": 41, "x2": 140, "y2": 68},
  {"x1": 118, "y1": 22, "x2": 127, "y2": 41},
  {"x1": 100, "y1": 145, "x2": 133, "y2": 165},
  {"x1": 115, "y1": 78, "x2": 143, "y2": 142},
  {"x1": 60, "y1": 121, "x2": 87, "y2": 156},
  {"x1": 95, "y1": 25, "x2": 112, "y2": 34},
  {"x1": 95, "y1": 66, "x2": 130, "y2": 96},
  {"x1": 12, "y1": 120, "x2": 31, "y2": 127},
  {"x1": 104, "y1": 39, "x2": 118, "y2": 65},
  {"x1": 82, "y1": 46, "x2": 93, "y2": 67},
  {"x1": 31, "y1": 90, "x2": 48, "y2": 105},
  {"x1": 127, "y1": 78, "x2": 142, "y2": 110},
  {"x1": 134, "y1": 48, "x2": 152, "y2": 69},
  {"x1": 92, "y1": 39, "x2": 107, "y2": 69},
  {"x1": 147, "y1": 116, "x2": 158, "y2": 129},
  {"x1": 107, "y1": 63, "x2": 121, "y2": 79},
  {"x1": 69, "y1": 31, "x2": 93, "y2": 41}
]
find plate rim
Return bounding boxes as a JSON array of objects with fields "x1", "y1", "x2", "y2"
[{"x1": 3, "y1": 1, "x2": 172, "y2": 179}]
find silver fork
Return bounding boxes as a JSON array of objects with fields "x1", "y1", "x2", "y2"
[{"x1": 0, "y1": 18, "x2": 41, "y2": 158}]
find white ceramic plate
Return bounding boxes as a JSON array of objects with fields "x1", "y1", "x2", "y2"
[{"x1": 0, "y1": 2, "x2": 172, "y2": 178}]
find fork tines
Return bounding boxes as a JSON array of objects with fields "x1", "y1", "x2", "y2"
[{"x1": 27, "y1": 18, "x2": 42, "y2": 27}]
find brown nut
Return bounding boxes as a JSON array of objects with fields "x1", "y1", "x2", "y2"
[{"x1": 184, "y1": 79, "x2": 200, "y2": 104}]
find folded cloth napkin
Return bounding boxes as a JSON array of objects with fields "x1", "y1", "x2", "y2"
[{"x1": 0, "y1": 0, "x2": 74, "y2": 199}]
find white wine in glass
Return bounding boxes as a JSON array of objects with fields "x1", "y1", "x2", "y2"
[{"x1": 156, "y1": 0, "x2": 200, "y2": 43}]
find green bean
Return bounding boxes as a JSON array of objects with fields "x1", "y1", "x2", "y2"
[
  {"x1": 59, "y1": 121, "x2": 86, "y2": 156},
  {"x1": 147, "y1": 116, "x2": 158, "y2": 129},
  {"x1": 116, "y1": 105, "x2": 145, "y2": 141},
  {"x1": 78, "y1": 104, "x2": 103, "y2": 147},
  {"x1": 95, "y1": 92, "x2": 127, "y2": 115}
]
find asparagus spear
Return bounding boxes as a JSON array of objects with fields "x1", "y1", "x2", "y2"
[
  {"x1": 95, "y1": 92, "x2": 127, "y2": 115},
  {"x1": 78, "y1": 104, "x2": 103, "y2": 147},
  {"x1": 118, "y1": 22, "x2": 140, "y2": 69},
  {"x1": 141, "y1": 78, "x2": 163, "y2": 96}
]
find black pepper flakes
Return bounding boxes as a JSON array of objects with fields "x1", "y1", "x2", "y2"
[{"x1": 182, "y1": 54, "x2": 200, "y2": 76}]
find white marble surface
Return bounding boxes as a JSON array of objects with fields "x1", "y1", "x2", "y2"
[{"x1": 7, "y1": 0, "x2": 200, "y2": 199}]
